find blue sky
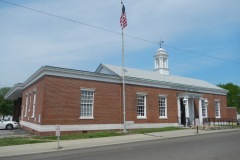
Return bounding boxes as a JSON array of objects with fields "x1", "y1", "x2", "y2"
[{"x1": 0, "y1": 0, "x2": 240, "y2": 88}]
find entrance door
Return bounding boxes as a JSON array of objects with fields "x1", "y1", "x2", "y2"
[{"x1": 180, "y1": 99, "x2": 186, "y2": 125}]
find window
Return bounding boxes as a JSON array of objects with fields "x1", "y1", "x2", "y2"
[
  {"x1": 137, "y1": 93, "x2": 147, "y2": 119},
  {"x1": 24, "y1": 94, "x2": 28, "y2": 117},
  {"x1": 214, "y1": 100, "x2": 220, "y2": 118},
  {"x1": 80, "y1": 89, "x2": 95, "y2": 119},
  {"x1": 31, "y1": 90, "x2": 36, "y2": 118},
  {"x1": 163, "y1": 58, "x2": 167, "y2": 68},
  {"x1": 201, "y1": 100, "x2": 208, "y2": 118},
  {"x1": 28, "y1": 93, "x2": 31, "y2": 112},
  {"x1": 38, "y1": 114, "x2": 41, "y2": 123},
  {"x1": 155, "y1": 58, "x2": 159, "y2": 68},
  {"x1": 159, "y1": 96, "x2": 167, "y2": 118}
]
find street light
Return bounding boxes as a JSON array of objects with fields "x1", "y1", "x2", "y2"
[
  {"x1": 204, "y1": 99, "x2": 208, "y2": 106},
  {"x1": 183, "y1": 97, "x2": 188, "y2": 106}
]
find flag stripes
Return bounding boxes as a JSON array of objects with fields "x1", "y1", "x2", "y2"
[{"x1": 120, "y1": 4, "x2": 127, "y2": 28}]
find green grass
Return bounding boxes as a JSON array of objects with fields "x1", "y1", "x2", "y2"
[
  {"x1": 130, "y1": 126, "x2": 186, "y2": 134},
  {"x1": 0, "y1": 137, "x2": 51, "y2": 147},
  {"x1": 0, "y1": 127, "x2": 184, "y2": 147},
  {"x1": 33, "y1": 131, "x2": 123, "y2": 141}
]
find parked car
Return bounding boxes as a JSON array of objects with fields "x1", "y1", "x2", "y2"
[{"x1": 0, "y1": 119, "x2": 18, "y2": 130}]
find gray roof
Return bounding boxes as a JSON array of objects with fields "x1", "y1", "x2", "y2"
[
  {"x1": 96, "y1": 64, "x2": 228, "y2": 95},
  {"x1": 5, "y1": 64, "x2": 228, "y2": 100}
]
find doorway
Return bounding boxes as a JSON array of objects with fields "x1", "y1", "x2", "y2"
[{"x1": 180, "y1": 98, "x2": 186, "y2": 125}]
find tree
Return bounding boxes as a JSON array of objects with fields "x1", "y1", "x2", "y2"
[
  {"x1": 217, "y1": 83, "x2": 240, "y2": 112},
  {"x1": 0, "y1": 87, "x2": 13, "y2": 117}
]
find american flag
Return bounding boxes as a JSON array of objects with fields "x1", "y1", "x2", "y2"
[{"x1": 120, "y1": 3, "x2": 127, "y2": 29}]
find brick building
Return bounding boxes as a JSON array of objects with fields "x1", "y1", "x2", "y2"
[{"x1": 5, "y1": 48, "x2": 234, "y2": 136}]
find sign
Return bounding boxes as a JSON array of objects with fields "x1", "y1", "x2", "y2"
[
  {"x1": 195, "y1": 118, "x2": 200, "y2": 126},
  {"x1": 56, "y1": 125, "x2": 60, "y2": 137}
]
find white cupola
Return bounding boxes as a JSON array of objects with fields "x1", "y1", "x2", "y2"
[{"x1": 153, "y1": 47, "x2": 170, "y2": 75}]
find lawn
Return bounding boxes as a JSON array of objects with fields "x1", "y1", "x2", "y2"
[{"x1": 0, "y1": 127, "x2": 184, "y2": 147}]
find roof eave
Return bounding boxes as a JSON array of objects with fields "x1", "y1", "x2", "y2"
[
  {"x1": 4, "y1": 83, "x2": 24, "y2": 100},
  {"x1": 125, "y1": 76, "x2": 228, "y2": 95}
]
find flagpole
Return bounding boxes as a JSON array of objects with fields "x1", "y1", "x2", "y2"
[{"x1": 122, "y1": 27, "x2": 127, "y2": 133}]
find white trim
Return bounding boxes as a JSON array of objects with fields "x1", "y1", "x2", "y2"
[
  {"x1": 24, "y1": 94, "x2": 28, "y2": 117},
  {"x1": 137, "y1": 117, "x2": 147, "y2": 120},
  {"x1": 5, "y1": 65, "x2": 228, "y2": 101},
  {"x1": 28, "y1": 93, "x2": 31, "y2": 112},
  {"x1": 158, "y1": 94, "x2": 168, "y2": 97},
  {"x1": 136, "y1": 92, "x2": 148, "y2": 96},
  {"x1": 137, "y1": 94, "x2": 147, "y2": 119},
  {"x1": 31, "y1": 90, "x2": 37, "y2": 118},
  {"x1": 201, "y1": 99, "x2": 208, "y2": 118},
  {"x1": 199, "y1": 99, "x2": 203, "y2": 124},
  {"x1": 20, "y1": 121, "x2": 179, "y2": 132},
  {"x1": 79, "y1": 117, "x2": 94, "y2": 120},
  {"x1": 214, "y1": 100, "x2": 221, "y2": 118},
  {"x1": 80, "y1": 88, "x2": 96, "y2": 92},
  {"x1": 80, "y1": 89, "x2": 95, "y2": 119},
  {"x1": 177, "y1": 98, "x2": 181, "y2": 124},
  {"x1": 159, "y1": 96, "x2": 168, "y2": 118}
]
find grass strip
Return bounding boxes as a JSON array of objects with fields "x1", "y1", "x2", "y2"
[
  {"x1": 0, "y1": 127, "x2": 185, "y2": 147},
  {"x1": 0, "y1": 137, "x2": 51, "y2": 147},
  {"x1": 129, "y1": 126, "x2": 186, "y2": 134},
  {"x1": 33, "y1": 131, "x2": 123, "y2": 141}
]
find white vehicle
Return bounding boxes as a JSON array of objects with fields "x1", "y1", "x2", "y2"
[{"x1": 0, "y1": 119, "x2": 18, "y2": 130}]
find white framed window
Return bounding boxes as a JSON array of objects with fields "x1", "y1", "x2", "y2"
[
  {"x1": 214, "y1": 100, "x2": 221, "y2": 118},
  {"x1": 28, "y1": 93, "x2": 32, "y2": 112},
  {"x1": 80, "y1": 89, "x2": 95, "y2": 119},
  {"x1": 31, "y1": 90, "x2": 36, "y2": 118},
  {"x1": 201, "y1": 100, "x2": 208, "y2": 118},
  {"x1": 137, "y1": 93, "x2": 147, "y2": 119},
  {"x1": 159, "y1": 95, "x2": 167, "y2": 118},
  {"x1": 24, "y1": 94, "x2": 28, "y2": 117},
  {"x1": 38, "y1": 114, "x2": 41, "y2": 123}
]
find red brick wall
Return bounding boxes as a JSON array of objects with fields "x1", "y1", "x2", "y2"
[
  {"x1": 20, "y1": 75, "x2": 229, "y2": 132},
  {"x1": 227, "y1": 107, "x2": 237, "y2": 120},
  {"x1": 21, "y1": 77, "x2": 45, "y2": 124},
  {"x1": 42, "y1": 76, "x2": 122, "y2": 125},
  {"x1": 202, "y1": 94, "x2": 228, "y2": 119},
  {"x1": 125, "y1": 84, "x2": 178, "y2": 123}
]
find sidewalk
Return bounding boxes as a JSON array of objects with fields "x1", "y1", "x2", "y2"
[{"x1": 0, "y1": 128, "x2": 239, "y2": 157}]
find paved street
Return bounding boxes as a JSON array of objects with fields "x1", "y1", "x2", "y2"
[{"x1": 1, "y1": 130, "x2": 239, "y2": 160}]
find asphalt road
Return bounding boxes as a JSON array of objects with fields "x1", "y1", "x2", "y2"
[{"x1": 1, "y1": 130, "x2": 240, "y2": 160}]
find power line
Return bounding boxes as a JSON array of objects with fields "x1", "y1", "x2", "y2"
[
  {"x1": 1, "y1": 0, "x2": 239, "y2": 65},
  {"x1": 163, "y1": 44, "x2": 240, "y2": 64}
]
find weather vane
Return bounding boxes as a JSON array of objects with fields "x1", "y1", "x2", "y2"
[{"x1": 158, "y1": 40, "x2": 164, "y2": 48}]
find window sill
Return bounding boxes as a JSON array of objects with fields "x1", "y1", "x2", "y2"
[
  {"x1": 137, "y1": 117, "x2": 147, "y2": 119},
  {"x1": 31, "y1": 116, "x2": 35, "y2": 119},
  {"x1": 79, "y1": 117, "x2": 94, "y2": 120}
]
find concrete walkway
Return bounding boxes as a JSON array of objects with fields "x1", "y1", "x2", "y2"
[{"x1": 0, "y1": 128, "x2": 239, "y2": 157}]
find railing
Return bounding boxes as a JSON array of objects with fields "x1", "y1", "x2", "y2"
[
  {"x1": 177, "y1": 117, "x2": 238, "y2": 127},
  {"x1": 202, "y1": 118, "x2": 237, "y2": 127}
]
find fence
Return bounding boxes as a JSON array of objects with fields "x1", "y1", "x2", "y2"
[{"x1": 202, "y1": 118, "x2": 237, "y2": 127}]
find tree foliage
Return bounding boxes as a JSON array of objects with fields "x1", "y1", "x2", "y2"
[
  {"x1": 217, "y1": 83, "x2": 240, "y2": 112},
  {"x1": 0, "y1": 87, "x2": 13, "y2": 117}
]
